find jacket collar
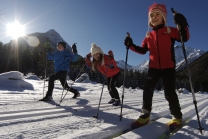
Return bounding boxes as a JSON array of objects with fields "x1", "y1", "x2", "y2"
[{"x1": 152, "y1": 24, "x2": 165, "y2": 30}]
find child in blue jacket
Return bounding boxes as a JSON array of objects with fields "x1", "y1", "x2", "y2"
[{"x1": 39, "y1": 42, "x2": 80, "y2": 101}]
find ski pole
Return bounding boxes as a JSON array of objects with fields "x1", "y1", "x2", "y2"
[
  {"x1": 93, "y1": 56, "x2": 110, "y2": 119},
  {"x1": 42, "y1": 48, "x2": 47, "y2": 97},
  {"x1": 92, "y1": 77, "x2": 106, "y2": 119},
  {"x1": 171, "y1": 8, "x2": 204, "y2": 134},
  {"x1": 119, "y1": 32, "x2": 130, "y2": 121},
  {"x1": 42, "y1": 40, "x2": 52, "y2": 97},
  {"x1": 56, "y1": 64, "x2": 86, "y2": 106}
]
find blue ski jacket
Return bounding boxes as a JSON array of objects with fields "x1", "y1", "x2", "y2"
[{"x1": 47, "y1": 50, "x2": 78, "y2": 72}]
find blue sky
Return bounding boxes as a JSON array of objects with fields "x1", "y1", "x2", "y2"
[{"x1": 0, "y1": 0, "x2": 208, "y2": 66}]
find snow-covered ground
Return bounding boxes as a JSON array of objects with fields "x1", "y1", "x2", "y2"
[{"x1": 0, "y1": 71, "x2": 208, "y2": 139}]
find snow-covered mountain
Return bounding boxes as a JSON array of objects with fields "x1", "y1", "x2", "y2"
[
  {"x1": 117, "y1": 45, "x2": 206, "y2": 72},
  {"x1": 8, "y1": 29, "x2": 72, "y2": 51},
  {"x1": 130, "y1": 60, "x2": 149, "y2": 72},
  {"x1": 27, "y1": 29, "x2": 72, "y2": 50},
  {"x1": 174, "y1": 45, "x2": 205, "y2": 70},
  {"x1": 116, "y1": 60, "x2": 132, "y2": 69}
]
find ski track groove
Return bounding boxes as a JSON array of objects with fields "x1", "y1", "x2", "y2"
[
  {"x1": 0, "y1": 96, "x2": 205, "y2": 122},
  {"x1": 0, "y1": 96, "x2": 204, "y2": 122},
  {"x1": 0, "y1": 94, "x2": 207, "y2": 139}
]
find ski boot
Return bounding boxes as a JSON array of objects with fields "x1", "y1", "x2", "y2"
[
  {"x1": 112, "y1": 99, "x2": 120, "y2": 106},
  {"x1": 39, "y1": 96, "x2": 53, "y2": 101},
  {"x1": 131, "y1": 109, "x2": 150, "y2": 129},
  {"x1": 168, "y1": 118, "x2": 182, "y2": 131},
  {"x1": 72, "y1": 90, "x2": 80, "y2": 99},
  {"x1": 108, "y1": 98, "x2": 115, "y2": 104}
]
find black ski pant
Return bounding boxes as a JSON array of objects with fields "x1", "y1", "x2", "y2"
[
  {"x1": 142, "y1": 68, "x2": 182, "y2": 119},
  {"x1": 107, "y1": 72, "x2": 120, "y2": 100},
  {"x1": 46, "y1": 71, "x2": 77, "y2": 97}
]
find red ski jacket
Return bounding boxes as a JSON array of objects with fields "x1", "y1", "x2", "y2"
[
  {"x1": 86, "y1": 52, "x2": 120, "y2": 77},
  {"x1": 129, "y1": 25, "x2": 190, "y2": 69}
]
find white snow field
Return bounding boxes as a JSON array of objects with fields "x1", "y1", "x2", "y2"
[{"x1": 0, "y1": 71, "x2": 207, "y2": 139}]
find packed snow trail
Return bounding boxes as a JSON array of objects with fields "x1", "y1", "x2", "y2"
[
  {"x1": 0, "y1": 90, "x2": 207, "y2": 139},
  {"x1": 114, "y1": 98, "x2": 208, "y2": 139}
]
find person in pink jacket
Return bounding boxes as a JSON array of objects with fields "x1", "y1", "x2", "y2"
[
  {"x1": 124, "y1": 3, "x2": 189, "y2": 129},
  {"x1": 85, "y1": 43, "x2": 121, "y2": 106}
]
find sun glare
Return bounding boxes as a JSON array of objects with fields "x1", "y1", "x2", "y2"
[{"x1": 6, "y1": 21, "x2": 25, "y2": 39}]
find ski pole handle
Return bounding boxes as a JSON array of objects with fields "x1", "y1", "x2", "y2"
[
  {"x1": 126, "y1": 32, "x2": 131, "y2": 48},
  {"x1": 171, "y1": 7, "x2": 181, "y2": 30},
  {"x1": 171, "y1": 7, "x2": 177, "y2": 14},
  {"x1": 126, "y1": 32, "x2": 130, "y2": 37}
]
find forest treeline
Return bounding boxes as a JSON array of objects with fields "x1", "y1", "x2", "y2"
[{"x1": 0, "y1": 41, "x2": 208, "y2": 92}]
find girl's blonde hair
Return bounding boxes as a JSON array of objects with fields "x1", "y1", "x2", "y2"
[{"x1": 92, "y1": 53, "x2": 103, "y2": 71}]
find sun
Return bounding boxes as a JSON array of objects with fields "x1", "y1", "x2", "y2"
[{"x1": 6, "y1": 21, "x2": 25, "y2": 39}]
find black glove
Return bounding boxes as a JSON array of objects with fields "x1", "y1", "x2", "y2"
[
  {"x1": 108, "y1": 50, "x2": 114, "y2": 58},
  {"x1": 72, "y1": 43, "x2": 77, "y2": 53},
  {"x1": 174, "y1": 13, "x2": 189, "y2": 28},
  {"x1": 124, "y1": 37, "x2": 133, "y2": 48},
  {"x1": 85, "y1": 57, "x2": 91, "y2": 64}
]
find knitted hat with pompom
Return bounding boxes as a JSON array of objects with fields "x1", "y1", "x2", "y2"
[{"x1": 90, "y1": 43, "x2": 103, "y2": 56}]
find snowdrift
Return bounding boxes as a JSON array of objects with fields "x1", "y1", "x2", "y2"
[
  {"x1": 75, "y1": 73, "x2": 91, "y2": 83},
  {"x1": 0, "y1": 71, "x2": 34, "y2": 90},
  {"x1": 25, "y1": 75, "x2": 41, "y2": 80}
]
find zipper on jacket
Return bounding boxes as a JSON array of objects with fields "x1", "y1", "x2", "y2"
[{"x1": 156, "y1": 29, "x2": 161, "y2": 69}]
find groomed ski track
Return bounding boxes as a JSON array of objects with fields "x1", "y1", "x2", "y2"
[{"x1": 0, "y1": 91, "x2": 207, "y2": 139}]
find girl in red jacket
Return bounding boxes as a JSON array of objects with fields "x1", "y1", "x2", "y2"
[
  {"x1": 124, "y1": 3, "x2": 190, "y2": 129},
  {"x1": 85, "y1": 43, "x2": 121, "y2": 106}
]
